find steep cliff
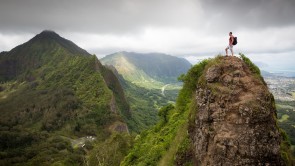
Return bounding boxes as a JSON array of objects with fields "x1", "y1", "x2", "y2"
[
  {"x1": 122, "y1": 54, "x2": 293, "y2": 166},
  {"x1": 191, "y1": 55, "x2": 288, "y2": 165}
]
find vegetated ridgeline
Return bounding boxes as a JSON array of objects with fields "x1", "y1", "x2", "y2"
[
  {"x1": 101, "y1": 51, "x2": 191, "y2": 88},
  {"x1": 0, "y1": 30, "x2": 131, "y2": 165},
  {"x1": 191, "y1": 55, "x2": 292, "y2": 165}
]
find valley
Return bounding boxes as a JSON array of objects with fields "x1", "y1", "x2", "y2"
[
  {"x1": 265, "y1": 76, "x2": 295, "y2": 102},
  {"x1": 101, "y1": 51, "x2": 191, "y2": 132},
  {"x1": 1, "y1": 0, "x2": 295, "y2": 165},
  {"x1": 0, "y1": 31, "x2": 192, "y2": 165},
  {"x1": 0, "y1": 30, "x2": 293, "y2": 165}
]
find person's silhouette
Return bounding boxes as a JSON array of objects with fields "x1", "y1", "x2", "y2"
[{"x1": 225, "y1": 32, "x2": 234, "y2": 56}]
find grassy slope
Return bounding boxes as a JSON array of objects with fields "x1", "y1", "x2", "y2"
[
  {"x1": 101, "y1": 52, "x2": 189, "y2": 90},
  {"x1": 121, "y1": 52, "x2": 191, "y2": 84},
  {"x1": 101, "y1": 53, "x2": 165, "y2": 89}
]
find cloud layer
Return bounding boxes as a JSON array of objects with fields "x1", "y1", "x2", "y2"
[{"x1": 0, "y1": 0, "x2": 294, "y2": 71}]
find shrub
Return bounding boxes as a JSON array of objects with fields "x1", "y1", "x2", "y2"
[
  {"x1": 239, "y1": 53, "x2": 261, "y2": 75},
  {"x1": 158, "y1": 104, "x2": 175, "y2": 123},
  {"x1": 174, "y1": 136, "x2": 194, "y2": 166},
  {"x1": 176, "y1": 59, "x2": 208, "y2": 112}
]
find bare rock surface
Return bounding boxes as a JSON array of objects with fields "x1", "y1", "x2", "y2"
[{"x1": 192, "y1": 56, "x2": 284, "y2": 166}]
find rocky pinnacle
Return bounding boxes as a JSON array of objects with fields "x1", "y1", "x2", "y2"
[{"x1": 192, "y1": 56, "x2": 285, "y2": 166}]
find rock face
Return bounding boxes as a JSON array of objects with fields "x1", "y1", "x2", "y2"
[{"x1": 192, "y1": 56, "x2": 284, "y2": 165}]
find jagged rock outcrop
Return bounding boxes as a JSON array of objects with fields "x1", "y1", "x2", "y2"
[{"x1": 192, "y1": 56, "x2": 285, "y2": 165}]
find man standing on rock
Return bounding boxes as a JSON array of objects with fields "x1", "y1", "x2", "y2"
[{"x1": 225, "y1": 32, "x2": 234, "y2": 56}]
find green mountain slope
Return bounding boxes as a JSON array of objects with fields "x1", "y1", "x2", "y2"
[
  {"x1": 101, "y1": 51, "x2": 191, "y2": 89},
  {"x1": 0, "y1": 30, "x2": 90, "y2": 82},
  {"x1": 122, "y1": 54, "x2": 294, "y2": 166},
  {"x1": 0, "y1": 31, "x2": 131, "y2": 165},
  {"x1": 105, "y1": 66, "x2": 172, "y2": 133},
  {"x1": 101, "y1": 52, "x2": 191, "y2": 132}
]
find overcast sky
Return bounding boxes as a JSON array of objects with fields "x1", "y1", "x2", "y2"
[{"x1": 0, "y1": 0, "x2": 295, "y2": 74}]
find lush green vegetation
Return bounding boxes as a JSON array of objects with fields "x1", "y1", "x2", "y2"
[
  {"x1": 277, "y1": 100, "x2": 295, "y2": 155},
  {"x1": 121, "y1": 103, "x2": 189, "y2": 165},
  {"x1": 2, "y1": 32, "x2": 293, "y2": 166},
  {"x1": 121, "y1": 56, "x2": 230, "y2": 165},
  {"x1": 101, "y1": 51, "x2": 192, "y2": 134},
  {"x1": 101, "y1": 51, "x2": 191, "y2": 89},
  {"x1": 0, "y1": 31, "x2": 194, "y2": 165},
  {"x1": 0, "y1": 55, "x2": 130, "y2": 165},
  {"x1": 280, "y1": 128, "x2": 294, "y2": 166},
  {"x1": 104, "y1": 63, "x2": 183, "y2": 133},
  {"x1": 105, "y1": 72, "x2": 181, "y2": 133},
  {"x1": 0, "y1": 31, "x2": 132, "y2": 165},
  {"x1": 239, "y1": 53, "x2": 267, "y2": 85},
  {"x1": 123, "y1": 82, "x2": 162, "y2": 133},
  {"x1": 121, "y1": 57, "x2": 211, "y2": 165},
  {"x1": 176, "y1": 58, "x2": 210, "y2": 112},
  {"x1": 88, "y1": 133, "x2": 133, "y2": 166},
  {"x1": 239, "y1": 53, "x2": 261, "y2": 75}
]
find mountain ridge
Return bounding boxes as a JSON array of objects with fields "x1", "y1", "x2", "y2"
[
  {"x1": 28, "y1": 30, "x2": 90, "y2": 56},
  {"x1": 101, "y1": 51, "x2": 191, "y2": 89},
  {"x1": 0, "y1": 30, "x2": 91, "y2": 82},
  {"x1": 0, "y1": 30, "x2": 131, "y2": 165}
]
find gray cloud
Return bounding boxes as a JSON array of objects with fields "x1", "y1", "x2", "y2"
[
  {"x1": 0, "y1": 0, "x2": 200, "y2": 34},
  {"x1": 199, "y1": 0, "x2": 295, "y2": 32},
  {"x1": 0, "y1": 0, "x2": 294, "y2": 72},
  {"x1": 1, "y1": 0, "x2": 294, "y2": 34}
]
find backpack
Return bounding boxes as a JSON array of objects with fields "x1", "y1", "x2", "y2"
[{"x1": 232, "y1": 37, "x2": 237, "y2": 45}]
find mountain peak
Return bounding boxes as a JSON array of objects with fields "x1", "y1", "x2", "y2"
[
  {"x1": 31, "y1": 30, "x2": 62, "y2": 41},
  {"x1": 121, "y1": 55, "x2": 294, "y2": 165},
  {"x1": 190, "y1": 55, "x2": 288, "y2": 165},
  {"x1": 39, "y1": 30, "x2": 59, "y2": 36},
  {"x1": 0, "y1": 30, "x2": 91, "y2": 81},
  {"x1": 26, "y1": 30, "x2": 90, "y2": 56}
]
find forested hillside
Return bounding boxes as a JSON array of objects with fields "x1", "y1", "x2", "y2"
[
  {"x1": 101, "y1": 52, "x2": 191, "y2": 132},
  {"x1": 0, "y1": 31, "x2": 131, "y2": 165}
]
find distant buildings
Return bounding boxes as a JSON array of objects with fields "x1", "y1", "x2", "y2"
[{"x1": 265, "y1": 76, "x2": 295, "y2": 102}]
